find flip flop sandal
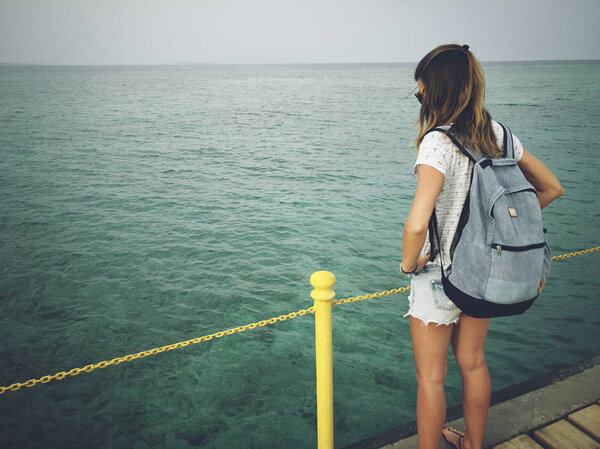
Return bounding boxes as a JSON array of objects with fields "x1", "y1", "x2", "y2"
[{"x1": 443, "y1": 426, "x2": 465, "y2": 449}]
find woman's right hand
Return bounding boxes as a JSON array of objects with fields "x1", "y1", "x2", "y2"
[
  {"x1": 400, "y1": 253, "x2": 431, "y2": 274},
  {"x1": 415, "y1": 253, "x2": 431, "y2": 273}
]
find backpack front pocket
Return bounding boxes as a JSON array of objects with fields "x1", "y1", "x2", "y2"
[
  {"x1": 484, "y1": 244, "x2": 544, "y2": 303},
  {"x1": 489, "y1": 188, "x2": 544, "y2": 248}
]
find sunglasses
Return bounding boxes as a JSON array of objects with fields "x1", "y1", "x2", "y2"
[{"x1": 415, "y1": 91, "x2": 424, "y2": 104}]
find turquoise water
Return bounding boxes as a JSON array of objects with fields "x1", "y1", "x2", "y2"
[{"x1": 1, "y1": 61, "x2": 599, "y2": 449}]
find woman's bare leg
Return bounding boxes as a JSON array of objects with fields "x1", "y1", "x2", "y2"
[
  {"x1": 450, "y1": 314, "x2": 491, "y2": 449},
  {"x1": 410, "y1": 317, "x2": 454, "y2": 449}
]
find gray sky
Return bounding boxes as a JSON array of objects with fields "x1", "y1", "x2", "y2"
[{"x1": 1, "y1": 0, "x2": 599, "y2": 65}]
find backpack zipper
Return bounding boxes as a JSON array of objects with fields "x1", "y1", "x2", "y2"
[{"x1": 491, "y1": 242, "x2": 546, "y2": 254}]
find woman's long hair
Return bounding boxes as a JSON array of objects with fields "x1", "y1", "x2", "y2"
[{"x1": 414, "y1": 44, "x2": 500, "y2": 157}]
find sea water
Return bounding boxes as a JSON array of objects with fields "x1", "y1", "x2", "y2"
[{"x1": 1, "y1": 61, "x2": 599, "y2": 449}]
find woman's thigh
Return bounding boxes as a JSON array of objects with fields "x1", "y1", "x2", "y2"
[
  {"x1": 451, "y1": 314, "x2": 490, "y2": 370},
  {"x1": 410, "y1": 316, "x2": 454, "y2": 383}
]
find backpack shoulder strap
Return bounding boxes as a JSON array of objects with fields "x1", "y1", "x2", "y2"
[
  {"x1": 428, "y1": 207, "x2": 441, "y2": 268},
  {"x1": 497, "y1": 122, "x2": 514, "y2": 159}
]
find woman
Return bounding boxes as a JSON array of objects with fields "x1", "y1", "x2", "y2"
[{"x1": 399, "y1": 44, "x2": 564, "y2": 449}]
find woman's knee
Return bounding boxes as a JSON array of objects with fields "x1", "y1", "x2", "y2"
[
  {"x1": 455, "y1": 351, "x2": 486, "y2": 374},
  {"x1": 415, "y1": 364, "x2": 448, "y2": 387}
]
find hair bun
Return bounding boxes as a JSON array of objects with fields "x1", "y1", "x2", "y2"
[{"x1": 461, "y1": 44, "x2": 470, "y2": 53}]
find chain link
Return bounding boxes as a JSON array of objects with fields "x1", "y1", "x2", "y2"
[
  {"x1": 1, "y1": 246, "x2": 597, "y2": 395},
  {"x1": 332, "y1": 287, "x2": 410, "y2": 306},
  {"x1": 551, "y1": 246, "x2": 600, "y2": 261}
]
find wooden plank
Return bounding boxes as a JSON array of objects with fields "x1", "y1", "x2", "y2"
[
  {"x1": 493, "y1": 434, "x2": 544, "y2": 449},
  {"x1": 568, "y1": 404, "x2": 600, "y2": 441},
  {"x1": 533, "y1": 419, "x2": 600, "y2": 449}
]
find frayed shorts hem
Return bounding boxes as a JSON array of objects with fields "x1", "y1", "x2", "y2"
[{"x1": 403, "y1": 311, "x2": 460, "y2": 327}]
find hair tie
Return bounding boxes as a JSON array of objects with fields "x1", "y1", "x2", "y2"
[{"x1": 461, "y1": 44, "x2": 470, "y2": 53}]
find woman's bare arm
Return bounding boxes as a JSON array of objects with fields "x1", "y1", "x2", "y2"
[
  {"x1": 518, "y1": 148, "x2": 564, "y2": 209},
  {"x1": 400, "y1": 165, "x2": 444, "y2": 273}
]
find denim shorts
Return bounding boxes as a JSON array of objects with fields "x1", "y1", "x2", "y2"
[{"x1": 404, "y1": 263, "x2": 461, "y2": 326}]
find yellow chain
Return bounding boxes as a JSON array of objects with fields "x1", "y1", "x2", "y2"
[
  {"x1": 1, "y1": 246, "x2": 597, "y2": 396},
  {"x1": 332, "y1": 287, "x2": 410, "y2": 306},
  {"x1": 551, "y1": 246, "x2": 600, "y2": 261},
  {"x1": 0, "y1": 307, "x2": 315, "y2": 395}
]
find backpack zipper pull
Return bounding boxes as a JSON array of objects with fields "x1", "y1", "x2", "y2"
[{"x1": 497, "y1": 245, "x2": 502, "y2": 255}]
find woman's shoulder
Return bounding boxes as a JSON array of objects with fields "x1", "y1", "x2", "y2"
[
  {"x1": 415, "y1": 129, "x2": 458, "y2": 176},
  {"x1": 420, "y1": 128, "x2": 456, "y2": 151}
]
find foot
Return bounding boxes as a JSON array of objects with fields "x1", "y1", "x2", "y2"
[{"x1": 442, "y1": 426, "x2": 465, "y2": 449}]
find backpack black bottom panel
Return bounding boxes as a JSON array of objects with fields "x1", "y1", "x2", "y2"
[{"x1": 442, "y1": 276, "x2": 538, "y2": 318}]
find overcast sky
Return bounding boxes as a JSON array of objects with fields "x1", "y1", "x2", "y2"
[{"x1": 1, "y1": 0, "x2": 599, "y2": 65}]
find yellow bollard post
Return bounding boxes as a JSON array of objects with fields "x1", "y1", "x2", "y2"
[{"x1": 310, "y1": 270, "x2": 336, "y2": 449}]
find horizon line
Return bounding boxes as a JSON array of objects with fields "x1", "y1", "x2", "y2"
[{"x1": 1, "y1": 58, "x2": 599, "y2": 67}]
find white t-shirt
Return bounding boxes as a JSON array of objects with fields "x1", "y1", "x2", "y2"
[{"x1": 414, "y1": 121, "x2": 524, "y2": 270}]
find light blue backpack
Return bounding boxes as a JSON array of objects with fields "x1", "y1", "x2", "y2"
[{"x1": 427, "y1": 123, "x2": 551, "y2": 318}]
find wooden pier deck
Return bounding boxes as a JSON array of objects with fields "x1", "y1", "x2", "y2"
[{"x1": 494, "y1": 402, "x2": 600, "y2": 449}]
